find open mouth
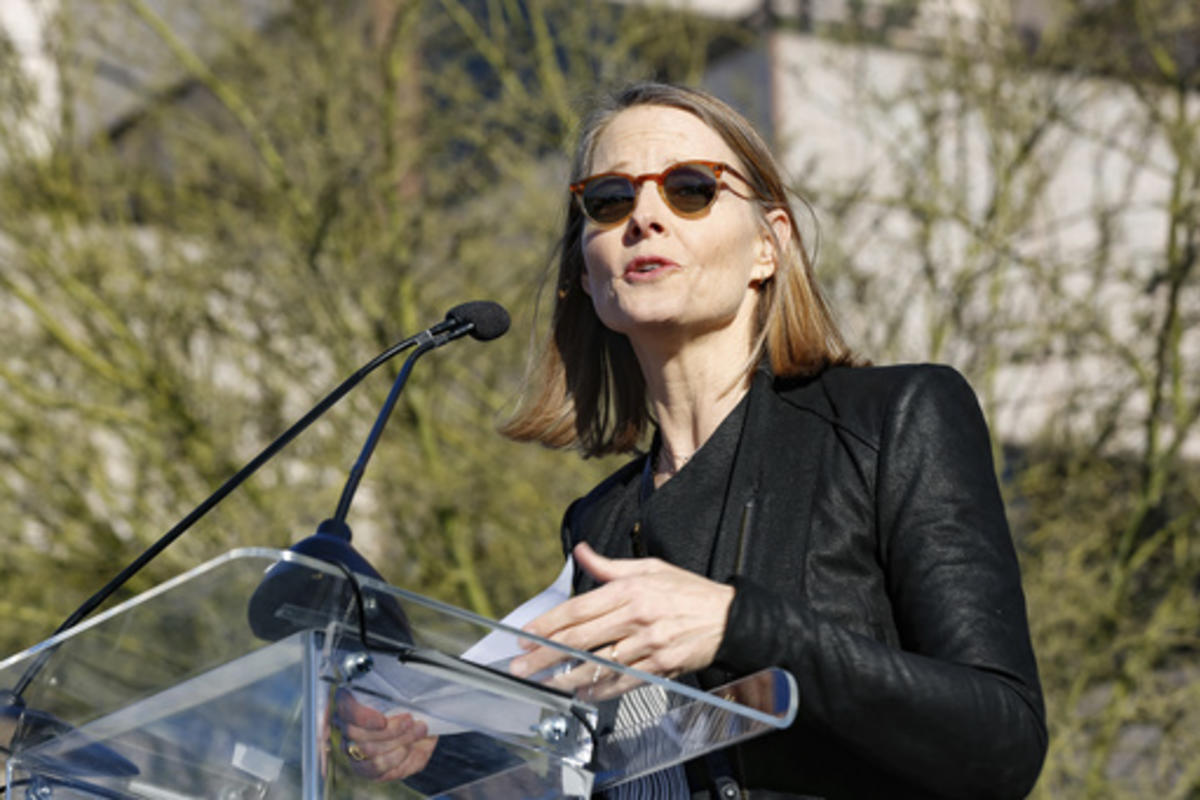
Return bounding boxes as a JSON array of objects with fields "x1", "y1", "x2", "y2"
[{"x1": 626, "y1": 257, "x2": 676, "y2": 276}]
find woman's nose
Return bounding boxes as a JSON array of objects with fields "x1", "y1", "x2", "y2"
[{"x1": 624, "y1": 183, "x2": 668, "y2": 238}]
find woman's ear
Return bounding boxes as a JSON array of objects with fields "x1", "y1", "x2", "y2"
[{"x1": 752, "y1": 209, "x2": 792, "y2": 286}]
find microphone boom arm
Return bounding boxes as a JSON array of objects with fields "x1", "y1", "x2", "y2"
[
  {"x1": 11, "y1": 302, "x2": 506, "y2": 701},
  {"x1": 333, "y1": 315, "x2": 483, "y2": 522},
  {"x1": 46, "y1": 329, "x2": 434, "y2": 643},
  {"x1": 334, "y1": 331, "x2": 429, "y2": 522}
]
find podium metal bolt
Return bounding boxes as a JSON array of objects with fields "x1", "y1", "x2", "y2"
[
  {"x1": 536, "y1": 715, "x2": 570, "y2": 743},
  {"x1": 341, "y1": 652, "x2": 373, "y2": 678}
]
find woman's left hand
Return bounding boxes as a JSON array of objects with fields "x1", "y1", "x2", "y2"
[
  {"x1": 334, "y1": 690, "x2": 438, "y2": 782},
  {"x1": 510, "y1": 542, "x2": 734, "y2": 682}
]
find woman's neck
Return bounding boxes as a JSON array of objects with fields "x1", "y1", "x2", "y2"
[{"x1": 635, "y1": 334, "x2": 753, "y2": 477}]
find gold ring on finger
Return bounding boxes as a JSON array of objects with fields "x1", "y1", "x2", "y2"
[{"x1": 347, "y1": 742, "x2": 367, "y2": 762}]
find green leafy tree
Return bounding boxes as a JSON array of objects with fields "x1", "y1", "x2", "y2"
[
  {"x1": 0, "y1": 0, "x2": 747, "y2": 656},
  {"x1": 5, "y1": 1, "x2": 1196, "y2": 794}
]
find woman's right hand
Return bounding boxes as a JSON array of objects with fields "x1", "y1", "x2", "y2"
[
  {"x1": 511, "y1": 542, "x2": 734, "y2": 683},
  {"x1": 334, "y1": 689, "x2": 438, "y2": 782}
]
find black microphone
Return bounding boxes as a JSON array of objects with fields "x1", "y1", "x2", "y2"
[
  {"x1": 446, "y1": 299, "x2": 510, "y2": 342},
  {"x1": 246, "y1": 301, "x2": 509, "y2": 642},
  {"x1": 7, "y1": 301, "x2": 508, "y2": 699}
]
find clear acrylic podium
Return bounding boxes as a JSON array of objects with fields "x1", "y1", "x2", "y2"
[{"x1": 2, "y1": 548, "x2": 796, "y2": 798}]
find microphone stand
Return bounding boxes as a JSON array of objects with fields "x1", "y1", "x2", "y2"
[
  {"x1": 1, "y1": 336, "x2": 428, "y2": 784},
  {"x1": 6, "y1": 321, "x2": 453, "y2": 703},
  {"x1": 334, "y1": 327, "x2": 441, "y2": 525},
  {"x1": 2, "y1": 302, "x2": 508, "y2": 788},
  {"x1": 247, "y1": 315, "x2": 485, "y2": 642}
]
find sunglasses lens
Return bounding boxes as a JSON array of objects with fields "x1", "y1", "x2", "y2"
[
  {"x1": 581, "y1": 175, "x2": 636, "y2": 224},
  {"x1": 662, "y1": 164, "x2": 718, "y2": 214},
  {"x1": 577, "y1": 163, "x2": 723, "y2": 224}
]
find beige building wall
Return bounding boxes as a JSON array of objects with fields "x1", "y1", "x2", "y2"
[
  {"x1": 765, "y1": 30, "x2": 1197, "y2": 457},
  {"x1": 0, "y1": 0, "x2": 59, "y2": 159}
]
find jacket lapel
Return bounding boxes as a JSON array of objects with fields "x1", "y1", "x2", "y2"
[
  {"x1": 708, "y1": 371, "x2": 823, "y2": 594},
  {"x1": 568, "y1": 458, "x2": 643, "y2": 594}
]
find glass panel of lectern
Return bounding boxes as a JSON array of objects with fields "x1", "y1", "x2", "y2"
[{"x1": 1, "y1": 548, "x2": 796, "y2": 798}]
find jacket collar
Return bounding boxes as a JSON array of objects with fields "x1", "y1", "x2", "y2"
[{"x1": 707, "y1": 368, "x2": 825, "y2": 585}]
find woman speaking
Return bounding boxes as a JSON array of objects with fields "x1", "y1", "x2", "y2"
[
  {"x1": 501, "y1": 82, "x2": 1047, "y2": 799},
  {"x1": 338, "y1": 81, "x2": 1047, "y2": 799}
]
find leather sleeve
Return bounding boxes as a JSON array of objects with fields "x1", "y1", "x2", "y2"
[{"x1": 713, "y1": 366, "x2": 1047, "y2": 799}]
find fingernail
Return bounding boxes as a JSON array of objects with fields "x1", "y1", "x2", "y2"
[{"x1": 510, "y1": 659, "x2": 529, "y2": 677}]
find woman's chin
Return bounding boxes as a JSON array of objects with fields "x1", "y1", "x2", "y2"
[{"x1": 600, "y1": 312, "x2": 687, "y2": 337}]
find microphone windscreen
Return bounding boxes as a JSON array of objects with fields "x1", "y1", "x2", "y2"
[{"x1": 446, "y1": 301, "x2": 510, "y2": 341}]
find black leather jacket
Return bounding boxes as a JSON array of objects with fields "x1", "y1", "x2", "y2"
[{"x1": 562, "y1": 365, "x2": 1047, "y2": 799}]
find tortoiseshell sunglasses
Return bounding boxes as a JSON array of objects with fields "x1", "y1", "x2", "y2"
[{"x1": 569, "y1": 160, "x2": 752, "y2": 226}]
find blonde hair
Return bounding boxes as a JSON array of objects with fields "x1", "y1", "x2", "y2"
[{"x1": 502, "y1": 82, "x2": 857, "y2": 457}]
